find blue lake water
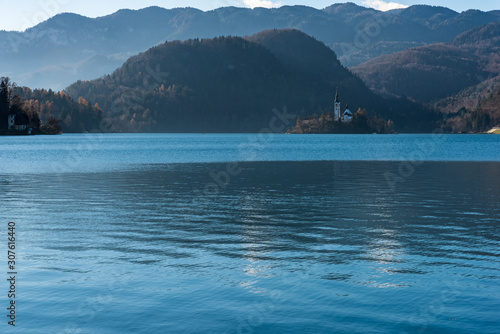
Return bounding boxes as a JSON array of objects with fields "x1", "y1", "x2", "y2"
[{"x1": 0, "y1": 134, "x2": 499, "y2": 333}]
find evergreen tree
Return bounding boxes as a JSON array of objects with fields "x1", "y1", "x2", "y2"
[{"x1": 0, "y1": 77, "x2": 11, "y2": 130}]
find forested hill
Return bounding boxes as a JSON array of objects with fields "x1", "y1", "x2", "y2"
[
  {"x1": 352, "y1": 22, "x2": 500, "y2": 103},
  {"x1": 65, "y1": 29, "x2": 439, "y2": 133},
  {"x1": 351, "y1": 22, "x2": 500, "y2": 133}
]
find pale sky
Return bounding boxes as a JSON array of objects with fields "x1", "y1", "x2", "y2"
[{"x1": 0, "y1": 0, "x2": 498, "y2": 32}]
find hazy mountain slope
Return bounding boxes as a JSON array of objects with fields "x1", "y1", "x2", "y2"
[
  {"x1": 451, "y1": 22, "x2": 500, "y2": 73},
  {"x1": 19, "y1": 55, "x2": 125, "y2": 90},
  {"x1": 433, "y1": 75, "x2": 500, "y2": 114},
  {"x1": 441, "y1": 85, "x2": 500, "y2": 133},
  {"x1": 352, "y1": 22, "x2": 500, "y2": 103},
  {"x1": 1, "y1": 4, "x2": 499, "y2": 89},
  {"x1": 64, "y1": 30, "x2": 438, "y2": 133},
  {"x1": 478, "y1": 88, "x2": 500, "y2": 125}
]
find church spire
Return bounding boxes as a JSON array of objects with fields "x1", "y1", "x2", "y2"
[{"x1": 334, "y1": 88, "x2": 341, "y2": 122}]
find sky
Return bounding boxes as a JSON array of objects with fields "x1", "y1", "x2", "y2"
[{"x1": 0, "y1": 0, "x2": 498, "y2": 32}]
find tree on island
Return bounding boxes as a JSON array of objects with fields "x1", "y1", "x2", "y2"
[{"x1": 41, "y1": 117, "x2": 63, "y2": 135}]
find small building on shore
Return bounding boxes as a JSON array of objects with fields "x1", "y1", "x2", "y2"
[
  {"x1": 2, "y1": 113, "x2": 31, "y2": 135},
  {"x1": 8, "y1": 114, "x2": 15, "y2": 129},
  {"x1": 8, "y1": 113, "x2": 29, "y2": 131}
]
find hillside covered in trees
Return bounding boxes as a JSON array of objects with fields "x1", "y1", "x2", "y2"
[
  {"x1": 65, "y1": 29, "x2": 440, "y2": 133},
  {"x1": 15, "y1": 87, "x2": 104, "y2": 133},
  {"x1": 352, "y1": 22, "x2": 500, "y2": 132},
  {"x1": 0, "y1": 77, "x2": 40, "y2": 134},
  {"x1": 440, "y1": 85, "x2": 500, "y2": 133},
  {"x1": 0, "y1": 76, "x2": 106, "y2": 135},
  {"x1": 352, "y1": 22, "x2": 500, "y2": 104}
]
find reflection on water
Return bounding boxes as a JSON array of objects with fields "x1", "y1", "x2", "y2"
[{"x1": 0, "y1": 161, "x2": 499, "y2": 333}]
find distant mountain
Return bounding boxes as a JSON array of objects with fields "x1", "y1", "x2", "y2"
[
  {"x1": 351, "y1": 22, "x2": 500, "y2": 103},
  {"x1": 1, "y1": 3, "x2": 499, "y2": 89},
  {"x1": 64, "y1": 29, "x2": 438, "y2": 133}
]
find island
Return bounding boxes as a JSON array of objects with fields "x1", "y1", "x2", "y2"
[{"x1": 288, "y1": 90, "x2": 394, "y2": 134}]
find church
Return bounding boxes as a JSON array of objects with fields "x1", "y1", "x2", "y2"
[{"x1": 333, "y1": 90, "x2": 353, "y2": 123}]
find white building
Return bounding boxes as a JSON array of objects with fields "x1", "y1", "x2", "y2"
[
  {"x1": 8, "y1": 114, "x2": 28, "y2": 131},
  {"x1": 8, "y1": 114, "x2": 15, "y2": 130},
  {"x1": 342, "y1": 105, "x2": 353, "y2": 123}
]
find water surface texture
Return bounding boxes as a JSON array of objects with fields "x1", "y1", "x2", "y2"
[
  {"x1": 0, "y1": 134, "x2": 499, "y2": 333},
  {"x1": 0, "y1": 133, "x2": 498, "y2": 174}
]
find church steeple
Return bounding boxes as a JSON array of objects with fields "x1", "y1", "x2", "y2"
[{"x1": 334, "y1": 88, "x2": 341, "y2": 122}]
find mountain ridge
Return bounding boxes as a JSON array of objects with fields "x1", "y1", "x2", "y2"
[
  {"x1": 1, "y1": 4, "x2": 499, "y2": 90},
  {"x1": 352, "y1": 21, "x2": 500, "y2": 104}
]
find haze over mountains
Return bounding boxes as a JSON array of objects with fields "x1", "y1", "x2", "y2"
[
  {"x1": 352, "y1": 22, "x2": 500, "y2": 103},
  {"x1": 351, "y1": 21, "x2": 500, "y2": 131},
  {"x1": 64, "y1": 29, "x2": 438, "y2": 133},
  {"x1": 1, "y1": 3, "x2": 500, "y2": 90}
]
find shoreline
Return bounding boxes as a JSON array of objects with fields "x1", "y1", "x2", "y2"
[
  {"x1": 0, "y1": 131, "x2": 35, "y2": 136},
  {"x1": 1, "y1": 131, "x2": 498, "y2": 136}
]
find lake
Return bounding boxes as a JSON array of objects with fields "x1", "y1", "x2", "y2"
[{"x1": 0, "y1": 134, "x2": 499, "y2": 333}]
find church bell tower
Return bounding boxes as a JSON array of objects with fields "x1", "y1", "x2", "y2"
[{"x1": 334, "y1": 89, "x2": 341, "y2": 122}]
